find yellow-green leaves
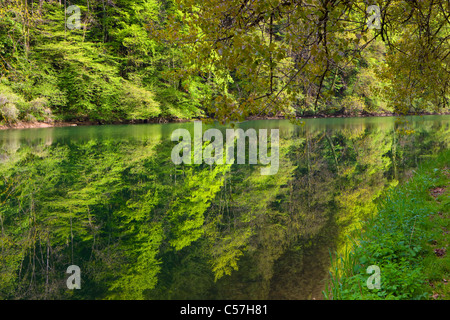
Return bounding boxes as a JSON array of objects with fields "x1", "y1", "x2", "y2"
[{"x1": 158, "y1": 0, "x2": 449, "y2": 120}]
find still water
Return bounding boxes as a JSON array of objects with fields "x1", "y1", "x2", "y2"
[{"x1": 0, "y1": 115, "x2": 448, "y2": 299}]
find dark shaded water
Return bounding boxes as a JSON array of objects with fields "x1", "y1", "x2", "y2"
[{"x1": 0, "y1": 115, "x2": 448, "y2": 299}]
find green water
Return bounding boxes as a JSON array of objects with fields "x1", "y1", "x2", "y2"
[{"x1": 0, "y1": 115, "x2": 448, "y2": 300}]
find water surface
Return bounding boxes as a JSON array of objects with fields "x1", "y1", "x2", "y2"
[{"x1": 0, "y1": 115, "x2": 448, "y2": 299}]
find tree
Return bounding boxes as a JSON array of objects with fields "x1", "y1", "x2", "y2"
[{"x1": 154, "y1": 0, "x2": 450, "y2": 121}]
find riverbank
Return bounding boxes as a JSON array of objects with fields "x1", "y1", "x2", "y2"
[
  {"x1": 0, "y1": 121, "x2": 78, "y2": 130},
  {"x1": 1, "y1": 111, "x2": 449, "y2": 130},
  {"x1": 323, "y1": 149, "x2": 449, "y2": 300},
  {"x1": 0, "y1": 117, "x2": 191, "y2": 130}
]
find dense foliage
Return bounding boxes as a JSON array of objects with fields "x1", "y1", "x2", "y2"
[
  {"x1": 159, "y1": 0, "x2": 450, "y2": 120},
  {"x1": 1, "y1": 0, "x2": 449, "y2": 125},
  {"x1": 0, "y1": 0, "x2": 205, "y2": 125}
]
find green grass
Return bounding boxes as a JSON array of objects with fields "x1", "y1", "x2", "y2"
[{"x1": 323, "y1": 149, "x2": 450, "y2": 300}]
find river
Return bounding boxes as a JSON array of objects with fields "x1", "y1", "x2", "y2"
[{"x1": 0, "y1": 115, "x2": 448, "y2": 299}]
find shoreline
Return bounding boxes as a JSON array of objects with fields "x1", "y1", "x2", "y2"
[
  {"x1": 1, "y1": 111, "x2": 449, "y2": 130},
  {"x1": 324, "y1": 149, "x2": 449, "y2": 300}
]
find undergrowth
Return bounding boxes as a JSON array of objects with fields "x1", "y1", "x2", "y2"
[{"x1": 324, "y1": 149, "x2": 449, "y2": 300}]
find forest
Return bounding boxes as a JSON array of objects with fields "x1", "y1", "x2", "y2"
[{"x1": 0, "y1": 0, "x2": 449, "y2": 126}]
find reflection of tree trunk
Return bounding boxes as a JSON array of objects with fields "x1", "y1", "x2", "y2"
[
  {"x1": 306, "y1": 134, "x2": 311, "y2": 210},
  {"x1": 70, "y1": 216, "x2": 74, "y2": 264},
  {"x1": 31, "y1": 195, "x2": 36, "y2": 290},
  {"x1": 414, "y1": 134, "x2": 418, "y2": 167},
  {"x1": 46, "y1": 239, "x2": 50, "y2": 296},
  {"x1": 325, "y1": 133, "x2": 339, "y2": 174},
  {"x1": 289, "y1": 179, "x2": 293, "y2": 215},
  {"x1": 0, "y1": 213, "x2": 4, "y2": 237},
  {"x1": 392, "y1": 128, "x2": 397, "y2": 180}
]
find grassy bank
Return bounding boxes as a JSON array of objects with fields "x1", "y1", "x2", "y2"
[{"x1": 324, "y1": 149, "x2": 449, "y2": 300}]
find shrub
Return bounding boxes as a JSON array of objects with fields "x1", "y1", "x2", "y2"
[
  {"x1": 27, "y1": 97, "x2": 54, "y2": 122},
  {"x1": 1, "y1": 103, "x2": 19, "y2": 124},
  {"x1": 24, "y1": 114, "x2": 37, "y2": 122},
  {"x1": 0, "y1": 85, "x2": 28, "y2": 124},
  {"x1": 119, "y1": 81, "x2": 161, "y2": 121},
  {"x1": 0, "y1": 93, "x2": 7, "y2": 106},
  {"x1": 340, "y1": 96, "x2": 366, "y2": 116},
  {"x1": 29, "y1": 97, "x2": 48, "y2": 115}
]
